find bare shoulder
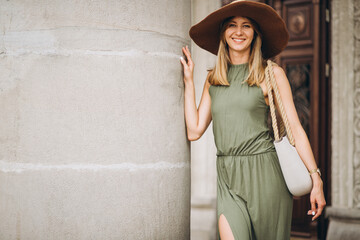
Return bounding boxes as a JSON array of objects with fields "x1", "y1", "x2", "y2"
[
  {"x1": 204, "y1": 71, "x2": 212, "y2": 88},
  {"x1": 272, "y1": 65, "x2": 289, "y2": 87}
]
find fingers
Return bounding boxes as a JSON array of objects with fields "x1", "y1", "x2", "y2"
[
  {"x1": 311, "y1": 199, "x2": 316, "y2": 213},
  {"x1": 307, "y1": 198, "x2": 326, "y2": 221},
  {"x1": 180, "y1": 47, "x2": 188, "y2": 67},
  {"x1": 180, "y1": 46, "x2": 194, "y2": 81},
  {"x1": 307, "y1": 198, "x2": 317, "y2": 220},
  {"x1": 181, "y1": 46, "x2": 193, "y2": 67},
  {"x1": 180, "y1": 56, "x2": 187, "y2": 67},
  {"x1": 313, "y1": 206, "x2": 323, "y2": 221},
  {"x1": 182, "y1": 45, "x2": 191, "y2": 58},
  {"x1": 180, "y1": 45, "x2": 195, "y2": 79},
  {"x1": 313, "y1": 199, "x2": 326, "y2": 221}
]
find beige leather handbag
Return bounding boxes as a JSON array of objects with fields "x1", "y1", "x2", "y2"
[{"x1": 265, "y1": 60, "x2": 313, "y2": 197}]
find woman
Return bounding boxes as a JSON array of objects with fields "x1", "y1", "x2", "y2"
[{"x1": 180, "y1": 1, "x2": 326, "y2": 240}]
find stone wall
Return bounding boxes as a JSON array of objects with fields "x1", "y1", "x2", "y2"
[
  {"x1": 0, "y1": 1, "x2": 191, "y2": 239},
  {"x1": 326, "y1": 0, "x2": 360, "y2": 238},
  {"x1": 190, "y1": 0, "x2": 220, "y2": 239},
  {"x1": 353, "y1": 0, "x2": 360, "y2": 209}
]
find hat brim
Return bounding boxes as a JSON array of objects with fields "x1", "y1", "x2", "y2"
[{"x1": 189, "y1": 1, "x2": 289, "y2": 59}]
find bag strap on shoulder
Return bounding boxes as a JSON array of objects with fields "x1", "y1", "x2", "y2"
[{"x1": 265, "y1": 60, "x2": 295, "y2": 147}]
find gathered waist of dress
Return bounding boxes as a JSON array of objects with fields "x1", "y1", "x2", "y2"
[{"x1": 216, "y1": 149, "x2": 276, "y2": 157}]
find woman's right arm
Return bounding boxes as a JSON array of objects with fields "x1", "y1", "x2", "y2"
[{"x1": 180, "y1": 45, "x2": 212, "y2": 141}]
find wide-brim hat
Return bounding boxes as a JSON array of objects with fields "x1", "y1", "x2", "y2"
[{"x1": 189, "y1": 0, "x2": 289, "y2": 59}]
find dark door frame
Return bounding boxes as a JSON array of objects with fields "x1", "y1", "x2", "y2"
[{"x1": 267, "y1": 0, "x2": 331, "y2": 239}]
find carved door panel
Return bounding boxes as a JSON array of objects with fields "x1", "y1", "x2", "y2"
[{"x1": 269, "y1": 0, "x2": 331, "y2": 239}]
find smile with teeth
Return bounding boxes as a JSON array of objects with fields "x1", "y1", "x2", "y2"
[{"x1": 233, "y1": 38, "x2": 245, "y2": 43}]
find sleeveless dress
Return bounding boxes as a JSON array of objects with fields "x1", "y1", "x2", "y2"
[{"x1": 208, "y1": 62, "x2": 293, "y2": 240}]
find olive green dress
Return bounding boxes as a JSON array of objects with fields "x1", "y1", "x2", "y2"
[{"x1": 208, "y1": 62, "x2": 293, "y2": 240}]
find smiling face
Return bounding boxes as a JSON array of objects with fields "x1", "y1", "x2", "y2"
[{"x1": 224, "y1": 16, "x2": 255, "y2": 58}]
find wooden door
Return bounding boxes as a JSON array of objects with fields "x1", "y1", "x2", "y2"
[{"x1": 267, "y1": 0, "x2": 331, "y2": 239}]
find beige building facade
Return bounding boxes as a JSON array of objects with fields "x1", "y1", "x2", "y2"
[
  {"x1": 1, "y1": 0, "x2": 360, "y2": 239},
  {"x1": 0, "y1": 0, "x2": 191, "y2": 239},
  {"x1": 326, "y1": 0, "x2": 360, "y2": 239}
]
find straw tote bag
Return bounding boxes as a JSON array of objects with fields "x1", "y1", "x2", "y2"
[{"x1": 264, "y1": 60, "x2": 313, "y2": 197}]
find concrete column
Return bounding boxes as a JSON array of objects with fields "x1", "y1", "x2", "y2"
[
  {"x1": 326, "y1": 0, "x2": 360, "y2": 239},
  {"x1": 190, "y1": 0, "x2": 220, "y2": 240},
  {"x1": 330, "y1": 0, "x2": 355, "y2": 208},
  {"x1": 0, "y1": 1, "x2": 191, "y2": 239}
]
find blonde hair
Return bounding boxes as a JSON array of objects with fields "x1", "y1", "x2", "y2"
[{"x1": 208, "y1": 17, "x2": 266, "y2": 87}]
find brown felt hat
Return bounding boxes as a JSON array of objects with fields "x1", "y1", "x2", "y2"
[{"x1": 189, "y1": 0, "x2": 289, "y2": 59}]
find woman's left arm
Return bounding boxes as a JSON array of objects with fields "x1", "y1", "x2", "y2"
[{"x1": 272, "y1": 65, "x2": 326, "y2": 221}]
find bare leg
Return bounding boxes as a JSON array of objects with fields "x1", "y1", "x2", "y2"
[{"x1": 219, "y1": 214, "x2": 235, "y2": 240}]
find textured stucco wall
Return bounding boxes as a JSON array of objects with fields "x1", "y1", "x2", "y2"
[
  {"x1": 331, "y1": 0, "x2": 355, "y2": 208},
  {"x1": 190, "y1": 0, "x2": 220, "y2": 240},
  {"x1": 190, "y1": 0, "x2": 219, "y2": 203},
  {"x1": 0, "y1": 0, "x2": 191, "y2": 239},
  {"x1": 327, "y1": 0, "x2": 360, "y2": 239},
  {"x1": 353, "y1": 0, "x2": 360, "y2": 209}
]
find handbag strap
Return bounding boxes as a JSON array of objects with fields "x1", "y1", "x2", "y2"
[{"x1": 264, "y1": 60, "x2": 295, "y2": 147}]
